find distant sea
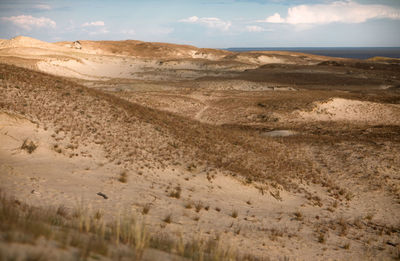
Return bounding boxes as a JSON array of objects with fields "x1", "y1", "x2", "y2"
[{"x1": 225, "y1": 47, "x2": 400, "y2": 59}]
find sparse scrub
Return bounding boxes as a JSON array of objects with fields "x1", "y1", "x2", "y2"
[
  {"x1": 195, "y1": 201, "x2": 203, "y2": 213},
  {"x1": 168, "y1": 186, "x2": 181, "y2": 199},
  {"x1": 231, "y1": 210, "x2": 238, "y2": 218},
  {"x1": 118, "y1": 171, "x2": 128, "y2": 183},
  {"x1": 234, "y1": 226, "x2": 241, "y2": 235},
  {"x1": 1, "y1": 190, "x2": 252, "y2": 260},
  {"x1": 186, "y1": 163, "x2": 197, "y2": 172},
  {"x1": 142, "y1": 204, "x2": 151, "y2": 215},
  {"x1": 184, "y1": 201, "x2": 193, "y2": 209},
  {"x1": 2, "y1": 50, "x2": 400, "y2": 260},
  {"x1": 317, "y1": 232, "x2": 326, "y2": 244},
  {"x1": 345, "y1": 192, "x2": 354, "y2": 201},
  {"x1": 294, "y1": 211, "x2": 303, "y2": 221},
  {"x1": 163, "y1": 214, "x2": 172, "y2": 224},
  {"x1": 0, "y1": 192, "x2": 149, "y2": 260},
  {"x1": 56, "y1": 205, "x2": 68, "y2": 218},
  {"x1": 94, "y1": 210, "x2": 103, "y2": 220},
  {"x1": 353, "y1": 217, "x2": 364, "y2": 229},
  {"x1": 338, "y1": 217, "x2": 348, "y2": 237},
  {"x1": 0, "y1": 63, "x2": 333, "y2": 196},
  {"x1": 365, "y1": 213, "x2": 374, "y2": 221},
  {"x1": 21, "y1": 139, "x2": 37, "y2": 154},
  {"x1": 268, "y1": 228, "x2": 284, "y2": 241}
]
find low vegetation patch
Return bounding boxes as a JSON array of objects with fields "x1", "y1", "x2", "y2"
[
  {"x1": 168, "y1": 186, "x2": 181, "y2": 199},
  {"x1": 118, "y1": 171, "x2": 128, "y2": 183},
  {"x1": 231, "y1": 210, "x2": 238, "y2": 219},
  {"x1": 20, "y1": 139, "x2": 37, "y2": 154},
  {"x1": 0, "y1": 191, "x2": 261, "y2": 260}
]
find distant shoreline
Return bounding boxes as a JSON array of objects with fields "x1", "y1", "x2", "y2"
[{"x1": 225, "y1": 47, "x2": 400, "y2": 59}]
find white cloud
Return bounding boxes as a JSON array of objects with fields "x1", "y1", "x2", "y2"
[
  {"x1": 2, "y1": 15, "x2": 56, "y2": 30},
  {"x1": 87, "y1": 27, "x2": 109, "y2": 35},
  {"x1": 245, "y1": 25, "x2": 274, "y2": 32},
  {"x1": 121, "y1": 29, "x2": 136, "y2": 35},
  {"x1": 82, "y1": 21, "x2": 105, "y2": 27},
  {"x1": 180, "y1": 16, "x2": 231, "y2": 31},
  {"x1": 259, "y1": 13, "x2": 285, "y2": 23},
  {"x1": 34, "y1": 4, "x2": 51, "y2": 10},
  {"x1": 153, "y1": 27, "x2": 174, "y2": 35},
  {"x1": 246, "y1": 25, "x2": 265, "y2": 32},
  {"x1": 260, "y1": 1, "x2": 400, "y2": 25},
  {"x1": 81, "y1": 21, "x2": 108, "y2": 35},
  {"x1": 180, "y1": 16, "x2": 199, "y2": 23}
]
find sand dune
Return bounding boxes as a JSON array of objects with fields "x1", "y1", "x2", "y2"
[
  {"x1": 0, "y1": 36, "x2": 58, "y2": 50},
  {"x1": 0, "y1": 37, "x2": 399, "y2": 260},
  {"x1": 294, "y1": 98, "x2": 400, "y2": 125},
  {"x1": 0, "y1": 36, "x2": 334, "y2": 82}
]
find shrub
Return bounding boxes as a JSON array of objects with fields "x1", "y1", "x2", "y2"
[
  {"x1": 163, "y1": 214, "x2": 172, "y2": 224},
  {"x1": 118, "y1": 171, "x2": 128, "y2": 183},
  {"x1": 168, "y1": 186, "x2": 181, "y2": 199},
  {"x1": 21, "y1": 139, "x2": 37, "y2": 154},
  {"x1": 194, "y1": 201, "x2": 203, "y2": 213},
  {"x1": 142, "y1": 204, "x2": 151, "y2": 215},
  {"x1": 294, "y1": 211, "x2": 303, "y2": 221},
  {"x1": 231, "y1": 210, "x2": 238, "y2": 218}
]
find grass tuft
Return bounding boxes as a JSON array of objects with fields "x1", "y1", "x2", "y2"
[
  {"x1": 21, "y1": 139, "x2": 37, "y2": 154},
  {"x1": 118, "y1": 171, "x2": 128, "y2": 183},
  {"x1": 231, "y1": 210, "x2": 238, "y2": 219},
  {"x1": 142, "y1": 204, "x2": 151, "y2": 215},
  {"x1": 195, "y1": 201, "x2": 203, "y2": 213},
  {"x1": 168, "y1": 186, "x2": 181, "y2": 199},
  {"x1": 163, "y1": 214, "x2": 172, "y2": 224}
]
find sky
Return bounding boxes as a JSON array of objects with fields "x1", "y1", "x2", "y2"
[{"x1": 1, "y1": 0, "x2": 400, "y2": 48}]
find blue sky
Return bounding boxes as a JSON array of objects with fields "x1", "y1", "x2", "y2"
[{"x1": 1, "y1": 0, "x2": 400, "y2": 47}]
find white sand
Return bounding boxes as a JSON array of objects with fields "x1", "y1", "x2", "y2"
[{"x1": 294, "y1": 98, "x2": 400, "y2": 125}]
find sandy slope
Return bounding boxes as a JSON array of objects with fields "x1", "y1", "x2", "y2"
[
  {"x1": 1, "y1": 63, "x2": 400, "y2": 260},
  {"x1": 1, "y1": 109, "x2": 398, "y2": 260},
  {"x1": 0, "y1": 36, "x2": 59, "y2": 50},
  {"x1": 291, "y1": 98, "x2": 400, "y2": 125},
  {"x1": 1, "y1": 36, "x2": 400, "y2": 260},
  {"x1": 0, "y1": 36, "x2": 333, "y2": 82}
]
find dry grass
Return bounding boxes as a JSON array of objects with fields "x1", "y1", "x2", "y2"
[
  {"x1": 184, "y1": 201, "x2": 193, "y2": 209},
  {"x1": 6, "y1": 63, "x2": 398, "y2": 204},
  {"x1": 294, "y1": 211, "x2": 303, "y2": 221},
  {"x1": 20, "y1": 139, "x2": 37, "y2": 154},
  {"x1": 0, "y1": 64, "x2": 314, "y2": 193},
  {"x1": 163, "y1": 214, "x2": 172, "y2": 224},
  {"x1": 142, "y1": 204, "x2": 151, "y2": 215},
  {"x1": 195, "y1": 201, "x2": 203, "y2": 213},
  {"x1": 168, "y1": 186, "x2": 181, "y2": 199},
  {"x1": 317, "y1": 232, "x2": 326, "y2": 244},
  {"x1": 118, "y1": 171, "x2": 128, "y2": 183},
  {"x1": 0, "y1": 191, "x2": 261, "y2": 260},
  {"x1": 231, "y1": 210, "x2": 238, "y2": 219},
  {"x1": 0, "y1": 46, "x2": 399, "y2": 259}
]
